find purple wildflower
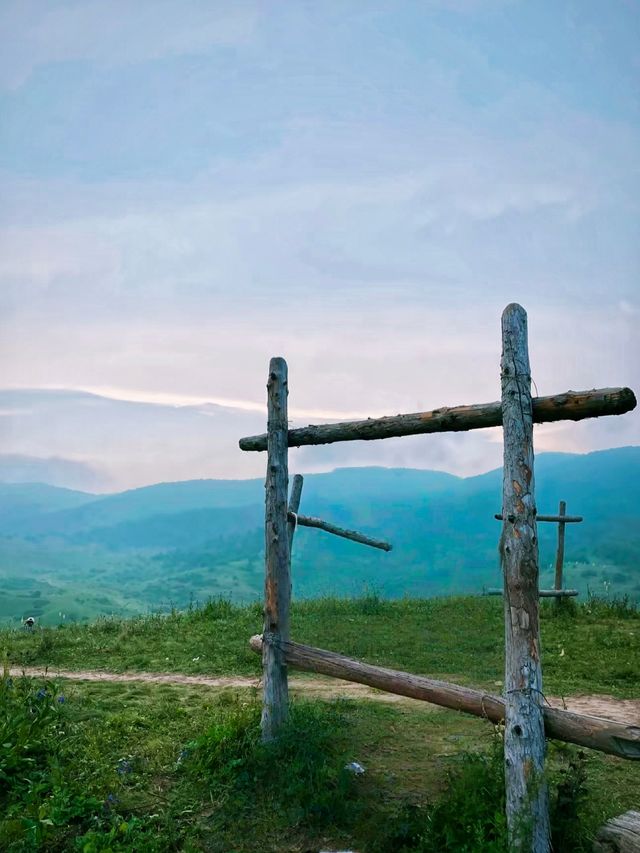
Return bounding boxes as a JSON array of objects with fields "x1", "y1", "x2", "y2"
[{"x1": 103, "y1": 793, "x2": 119, "y2": 813}]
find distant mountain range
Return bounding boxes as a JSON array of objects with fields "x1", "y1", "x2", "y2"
[{"x1": 0, "y1": 446, "x2": 638, "y2": 625}]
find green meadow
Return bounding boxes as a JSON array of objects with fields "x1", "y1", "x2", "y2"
[{"x1": 1, "y1": 595, "x2": 638, "y2": 851}]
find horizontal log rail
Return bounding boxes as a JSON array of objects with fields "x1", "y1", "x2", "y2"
[
  {"x1": 249, "y1": 635, "x2": 640, "y2": 760},
  {"x1": 484, "y1": 588, "x2": 579, "y2": 598},
  {"x1": 291, "y1": 512, "x2": 392, "y2": 551},
  {"x1": 239, "y1": 387, "x2": 636, "y2": 451},
  {"x1": 495, "y1": 513, "x2": 583, "y2": 523}
]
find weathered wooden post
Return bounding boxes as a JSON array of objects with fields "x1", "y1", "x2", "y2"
[
  {"x1": 554, "y1": 500, "x2": 567, "y2": 605},
  {"x1": 501, "y1": 304, "x2": 550, "y2": 852},
  {"x1": 262, "y1": 357, "x2": 290, "y2": 741},
  {"x1": 287, "y1": 474, "x2": 304, "y2": 552}
]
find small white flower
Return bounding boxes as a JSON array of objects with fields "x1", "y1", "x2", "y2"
[{"x1": 192, "y1": 656, "x2": 200, "y2": 662}]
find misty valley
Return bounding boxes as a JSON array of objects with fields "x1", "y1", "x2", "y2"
[{"x1": 1, "y1": 446, "x2": 638, "y2": 626}]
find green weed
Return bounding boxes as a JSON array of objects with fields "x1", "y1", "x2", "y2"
[
  {"x1": 372, "y1": 736, "x2": 593, "y2": 852},
  {"x1": 583, "y1": 592, "x2": 638, "y2": 619},
  {"x1": 0, "y1": 670, "x2": 104, "y2": 851},
  {"x1": 3, "y1": 594, "x2": 640, "y2": 697},
  {"x1": 185, "y1": 698, "x2": 356, "y2": 831}
]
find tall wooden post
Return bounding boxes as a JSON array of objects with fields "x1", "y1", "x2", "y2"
[
  {"x1": 500, "y1": 304, "x2": 550, "y2": 852},
  {"x1": 554, "y1": 500, "x2": 567, "y2": 603},
  {"x1": 262, "y1": 357, "x2": 290, "y2": 741}
]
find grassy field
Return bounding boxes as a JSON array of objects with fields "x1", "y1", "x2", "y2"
[
  {"x1": 1, "y1": 676, "x2": 639, "y2": 852},
  {"x1": 3, "y1": 594, "x2": 639, "y2": 698},
  {"x1": 1, "y1": 594, "x2": 638, "y2": 851}
]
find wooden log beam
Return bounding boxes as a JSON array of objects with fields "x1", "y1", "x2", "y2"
[
  {"x1": 484, "y1": 588, "x2": 579, "y2": 598},
  {"x1": 495, "y1": 513, "x2": 583, "y2": 523},
  {"x1": 291, "y1": 513, "x2": 392, "y2": 552},
  {"x1": 239, "y1": 387, "x2": 636, "y2": 451},
  {"x1": 249, "y1": 635, "x2": 640, "y2": 761},
  {"x1": 500, "y1": 304, "x2": 550, "y2": 851},
  {"x1": 261, "y1": 357, "x2": 291, "y2": 741},
  {"x1": 593, "y1": 811, "x2": 640, "y2": 853}
]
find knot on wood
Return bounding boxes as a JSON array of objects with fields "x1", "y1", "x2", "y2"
[{"x1": 262, "y1": 631, "x2": 282, "y2": 649}]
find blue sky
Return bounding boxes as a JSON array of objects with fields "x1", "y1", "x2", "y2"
[{"x1": 1, "y1": 0, "x2": 638, "y2": 486}]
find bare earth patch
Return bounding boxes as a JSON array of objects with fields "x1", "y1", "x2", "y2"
[{"x1": 9, "y1": 666, "x2": 639, "y2": 725}]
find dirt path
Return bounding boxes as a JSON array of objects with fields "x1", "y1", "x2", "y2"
[{"x1": 9, "y1": 666, "x2": 639, "y2": 725}]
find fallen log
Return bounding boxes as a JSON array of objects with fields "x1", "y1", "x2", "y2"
[
  {"x1": 291, "y1": 513, "x2": 392, "y2": 551},
  {"x1": 484, "y1": 588, "x2": 579, "y2": 598},
  {"x1": 249, "y1": 635, "x2": 640, "y2": 760},
  {"x1": 593, "y1": 810, "x2": 640, "y2": 853},
  {"x1": 239, "y1": 387, "x2": 636, "y2": 451}
]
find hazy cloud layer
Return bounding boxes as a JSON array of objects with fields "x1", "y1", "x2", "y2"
[{"x1": 1, "y1": 1, "x2": 638, "y2": 486}]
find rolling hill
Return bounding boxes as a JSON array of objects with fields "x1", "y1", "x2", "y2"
[{"x1": 0, "y1": 447, "x2": 638, "y2": 624}]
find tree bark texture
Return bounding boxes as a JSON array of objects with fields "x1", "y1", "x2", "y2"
[
  {"x1": 593, "y1": 811, "x2": 640, "y2": 853},
  {"x1": 500, "y1": 304, "x2": 550, "y2": 852}
]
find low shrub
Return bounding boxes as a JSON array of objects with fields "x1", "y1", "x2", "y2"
[
  {"x1": 0, "y1": 671, "x2": 63, "y2": 803},
  {"x1": 0, "y1": 669, "x2": 104, "y2": 850}
]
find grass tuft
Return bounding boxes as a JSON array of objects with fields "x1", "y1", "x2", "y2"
[{"x1": 185, "y1": 698, "x2": 356, "y2": 831}]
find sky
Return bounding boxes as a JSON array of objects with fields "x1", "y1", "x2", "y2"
[{"x1": 1, "y1": 0, "x2": 639, "y2": 489}]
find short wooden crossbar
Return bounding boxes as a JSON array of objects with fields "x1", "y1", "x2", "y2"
[
  {"x1": 291, "y1": 512, "x2": 392, "y2": 551},
  {"x1": 484, "y1": 588, "x2": 579, "y2": 598},
  {"x1": 495, "y1": 513, "x2": 583, "y2": 523}
]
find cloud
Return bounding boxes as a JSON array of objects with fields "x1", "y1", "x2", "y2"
[
  {"x1": 0, "y1": 0, "x2": 259, "y2": 90},
  {"x1": 0, "y1": 1, "x2": 637, "y2": 481},
  {"x1": 291, "y1": 430, "x2": 504, "y2": 478},
  {"x1": 0, "y1": 453, "x2": 106, "y2": 491},
  {"x1": 0, "y1": 152, "x2": 637, "y2": 429}
]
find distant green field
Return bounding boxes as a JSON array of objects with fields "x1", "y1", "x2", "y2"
[
  {"x1": 1, "y1": 448, "x2": 639, "y2": 625},
  {"x1": 4, "y1": 594, "x2": 639, "y2": 699}
]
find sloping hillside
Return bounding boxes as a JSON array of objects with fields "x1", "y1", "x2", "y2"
[{"x1": 0, "y1": 447, "x2": 638, "y2": 624}]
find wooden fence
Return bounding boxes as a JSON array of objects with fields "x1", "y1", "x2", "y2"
[
  {"x1": 239, "y1": 303, "x2": 637, "y2": 853},
  {"x1": 487, "y1": 501, "x2": 583, "y2": 599}
]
